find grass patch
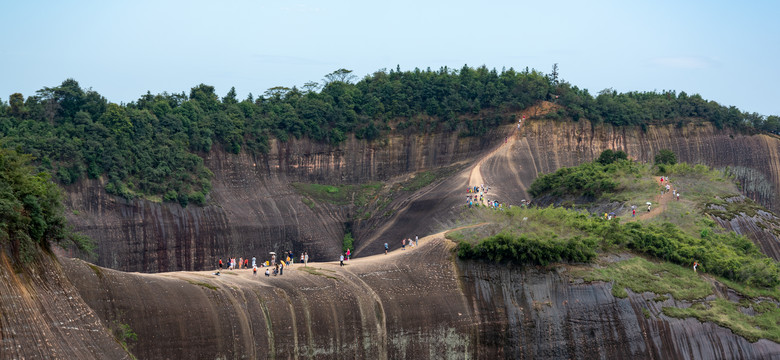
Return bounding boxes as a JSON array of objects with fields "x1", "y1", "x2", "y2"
[
  {"x1": 301, "y1": 197, "x2": 315, "y2": 210},
  {"x1": 402, "y1": 171, "x2": 437, "y2": 192},
  {"x1": 186, "y1": 280, "x2": 218, "y2": 290},
  {"x1": 663, "y1": 298, "x2": 780, "y2": 343},
  {"x1": 642, "y1": 307, "x2": 651, "y2": 319},
  {"x1": 578, "y1": 257, "x2": 713, "y2": 300},
  {"x1": 87, "y1": 263, "x2": 103, "y2": 279},
  {"x1": 291, "y1": 182, "x2": 382, "y2": 206},
  {"x1": 299, "y1": 266, "x2": 339, "y2": 280}
]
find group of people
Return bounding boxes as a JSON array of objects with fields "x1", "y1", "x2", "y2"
[
  {"x1": 465, "y1": 184, "x2": 490, "y2": 208},
  {"x1": 216, "y1": 250, "x2": 311, "y2": 277},
  {"x1": 660, "y1": 176, "x2": 681, "y2": 201}
]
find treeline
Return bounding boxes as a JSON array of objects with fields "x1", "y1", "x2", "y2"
[{"x1": 0, "y1": 66, "x2": 777, "y2": 204}]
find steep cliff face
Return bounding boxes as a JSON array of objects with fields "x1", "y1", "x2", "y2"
[
  {"x1": 0, "y1": 251, "x2": 130, "y2": 359},
  {"x1": 60, "y1": 236, "x2": 780, "y2": 359},
  {"x1": 64, "y1": 119, "x2": 780, "y2": 271},
  {"x1": 354, "y1": 121, "x2": 780, "y2": 257},
  {"x1": 63, "y1": 130, "x2": 500, "y2": 272}
]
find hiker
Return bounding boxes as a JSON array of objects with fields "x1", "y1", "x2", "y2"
[
  {"x1": 289, "y1": 250, "x2": 295, "y2": 265},
  {"x1": 384, "y1": 242, "x2": 389, "y2": 254},
  {"x1": 219, "y1": 258, "x2": 223, "y2": 270},
  {"x1": 239, "y1": 257, "x2": 243, "y2": 269},
  {"x1": 402, "y1": 238, "x2": 406, "y2": 250},
  {"x1": 677, "y1": 193, "x2": 680, "y2": 201},
  {"x1": 647, "y1": 204, "x2": 651, "y2": 212},
  {"x1": 304, "y1": 252, "x2": 309, "y2": 266},
  {"x1": 253, "y1": 265, "x2": 257, "y2": 276},
  {"x1": 244, "y1": 258, "x2": 249, "y2": 268},
  {"x1": 346, "y1": 248, "x2": 351, "y2": 261},
  {"x1": 279, "y1": 261, "x2": 284, "y2": 275},
  {"x1": 300, "y1": 253, "x2": 305, "y2": 264},
  {"x1": 265, "y1": 268, "x2": 270, "y2": 277},
  {"x1": 632, "y1": 208, "x2": 636, "y2": 217},
  {"x1": 693, "y1": 261, "x2": 698, "y2": 272},
  {"x1": 273, "y1": 264, "x2": 279, "y2": 276},
  {"x1": 252, "y1": 256, "x2": 256, "y2": 267},
  {"x1": 271, "y1": 254, "x2": 276, "y2": 266},
  {"x1": 340, "y1": 254, "x2": 345, "y2": 267},
  {"x1": 415, "y1": 235, "x2": 418, "y2": 247}
]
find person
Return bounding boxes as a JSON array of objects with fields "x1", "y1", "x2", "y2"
[
  {"x1": 384, "y1": 242, "x2": 389, "y2": 254},
  {"x1": 301, "y1": 253, "x2": 305, "y2": 264},
  {"x1": 252, "y1": 256, "x2": 256, "y2": 267},
  {"x1": 339, "y1": 254, "x2": 344, "y2": 267},
  {"x1": 402, "y1": 238, "x2": 406, "y2": 250},
  {"x1": 219, "y1": 258, "x2": 223, "y2": 270},
  {"x1": 289, "y1": 250, "x2": 294, "y2": 265},
  {"x1": 279, "y1": 261, "x2": 284, "y2": 275},
  {"x1": 271, "y1": 254, "x2": 276, "y2": 266},
  {"x1": 304, "y1": 252, "x2": 309, "y2": 267},
  {"x1": 273, "y1": 263, "x2": 279, "y2": 276},
  {"x1": 239, "y1": 257, "x2": 243, "y2": 269},
  {"x1": 253, "y1": 264, "x2": 257, "y2": 276},
  {"x1": 677, "y1": 193, "x2": 680, "y2": 201},
  {"x1": 632, "y1": 208, "x2": 636, "y2": 217},
  {"x1": 265, "y1": 268, "x2": 270, "y2": 277},
  {"x1": 346, "y1": 248, "x2": 351, "y2": 261},
  {"x1": 693, "y1": 261, "x2": 698, "y2": 272},
  {"x1": 647, "y1": 204, "x2": 651, "y2": 212},
  {"x1": 415, "y1": 235, "x2": 418, "y2": 247},
  {"x1": 244, "y1": 258, "x2": 249, "y2": 268}
]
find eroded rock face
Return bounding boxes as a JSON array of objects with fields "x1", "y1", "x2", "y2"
[
  {"x1": 60, "y1": 238, "x2": 780, "y2": 359},
  {"x1": 63, "y1": 131, "x2": 500, "y2": 272},
  {"x1": 0, "y1": 251, "x2": 130, "y2": 360},
  {"x1": 63, "y1": 120, "x2": 780, "y2": 272}
]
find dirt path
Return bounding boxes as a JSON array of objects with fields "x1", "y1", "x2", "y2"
[{"x1": 631, "y1": 177, "x2": 672, "y2": 221}]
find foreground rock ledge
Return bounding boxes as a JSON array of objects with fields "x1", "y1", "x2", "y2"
[{"x1": 61, "y1": 235, "x2": 780, "y2": 360}]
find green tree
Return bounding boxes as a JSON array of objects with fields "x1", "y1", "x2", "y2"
[{"x1": 654, "y1": 149, "x2": 678, "y2": 165}]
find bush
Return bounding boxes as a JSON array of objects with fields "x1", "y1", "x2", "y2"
[{"x1": 654, "y1": 149, "x2": 678, "y2": 165}]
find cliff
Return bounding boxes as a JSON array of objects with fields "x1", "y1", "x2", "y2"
[
  {"x1": 0, "y1": 250, "x2": 130, "y2": 359},
  {"x1": 60, "y1": 235, "x2": 780, "y2": 359},
  {"x1": 63, "y1": 116, "x2": 780, "y2": 272}
]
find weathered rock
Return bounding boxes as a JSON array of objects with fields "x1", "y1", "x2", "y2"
[
  {"x1": 0, "y1": 251, "x2": 130, "y2": 360},
  {"x1": 60, "y1": 237, "x2": 780, "y2": 359}
]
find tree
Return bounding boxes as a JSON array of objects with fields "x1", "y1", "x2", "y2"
[
  {"x1": 597, "y1": 149, "x2": 627, "y2": 165},
  {"x1": 654, "y1": 149, "x2": 677, "y2": 165},
  {"x1": 323, "y1": 69, "x2": 356, "y2": 85},
  {"x1": 222, "y1": 86, "x2": 238, "y2": 104},
  {"x1": 8, "y1": 93, "x2": 26, "y2": 118},
  {"x1": 550, "y1": 63, "x2": 559, "y2": 86}
]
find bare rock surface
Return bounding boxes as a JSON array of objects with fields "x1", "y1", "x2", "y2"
[{"x1": 60, "y1": 234, "x2": 780, "y2": 359}]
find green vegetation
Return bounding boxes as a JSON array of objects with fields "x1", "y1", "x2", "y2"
[
  {"x1": 528, "y1": 156, "x2": 639, "y2": 198},
  {"x1": 87, "y1": 263, "x2": 103, "y2": 279},
  {"x1": 186, "y1": 279, "x2": 218, "y2": 291},
  {"x1": 113, "y1": 320, "x2": 138, "y2": 354},
  {"x1": 654, "y1": 149, "x2": 678, "y2": 165},
  {"x1": 579, "y1": 257, "x2": 712, "y2": 299},
  {"x1": 299, "y1": 266, "x2": 338, "y2": 280},
  {"x1": 0, "y1": 147, "x2": 93, "y2": 263},
  {"x1": 342, "y1": 232, "x2": 354, "y2": 253},
  {"x1": 1, "y1": 67, "x2": 776, "y2": 204},
  {"x1": 663, "y1": 299, "x2": 780, "y2": 343},
  {"x1": 456, "y1": 232, "x2": 597, "y2": 266},
  {"x1": 402, "y1": 171, "x2": 437, "y2": 192},
  {"x1": 291, "y1": 182, "x2": 382, "y2": 206}
]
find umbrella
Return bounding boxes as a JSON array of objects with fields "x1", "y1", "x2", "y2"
[
  {"x1": 609, "y1": 212, "x2": 615, "y2": 216},
  {"x1": 269, "y1": 252, "x2": 276, "y2": 255},
  {"x1": 646, "y1": 202, "x2": 652, "y2": 205}
]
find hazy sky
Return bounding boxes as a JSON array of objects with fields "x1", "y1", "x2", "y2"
[{"x1": 2, "y1": 0, "x2": 778, "y2": 115}]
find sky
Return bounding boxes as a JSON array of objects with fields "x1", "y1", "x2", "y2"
[{"x1": 1, "y1": 0, "x2": 778, "y2": 116}]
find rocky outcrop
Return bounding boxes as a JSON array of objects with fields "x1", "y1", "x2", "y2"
[
  {"x1": 63, "y1": 130, "x2": 501, "y2": 273},
  {"x1": 63, "y1": 117, "x2": 780, "y2": 272},
  {"x1": 60, "y1": 237, "x2": 780, "y2": 359},
  {"x1": 0, "y1": 251, "x2": 130, "y2": 360}
]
